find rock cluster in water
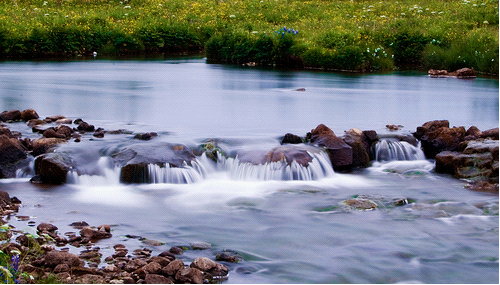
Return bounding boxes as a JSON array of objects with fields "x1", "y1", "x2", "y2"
[{"x1": 0, "y1": 108, "x2": 498, "y2": 189}]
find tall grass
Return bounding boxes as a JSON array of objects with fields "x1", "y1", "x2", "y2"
[{"x1": 0, "y1": 0, "x2": 498, "y2": 74}]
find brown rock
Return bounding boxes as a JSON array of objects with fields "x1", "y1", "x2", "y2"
[
  {"x1": 145, "y1": 274, "x2": 174, "y2": 284},
  {"x1": 20, "y1": 109, "x2": 39, "y2": 121},
  {"x1": 43, "y1": 128, "x2": 66, "y2": 139},
  {"x1": 56, "y1": 125, "x2": 74, "y2": 139},
  {"x1": 32, "y1": 137, "x2": 66, "y2": 157},
  {"x1": 74, "y1": 274, "x2": 105, "y2": 284},
  {"x1": 309, "y1": 124, "x2": 353, "y2": 171},
  {"x1": 281, "y1": 133, "x2": 303, "y2": 144},
  {"x1": 481, "y1": 128, "x2": 499, "y2": 140},
  {"x1": 455, "y1": 67, "x2": 476, "y2": 78},
  {"x1": 466, "y1": 126, "x2": 482, "y2": 138},
  {"x1": 55, "y1": 118, "x2": 73, "y2": 125},
  {"x1": 43, "y1": 250, "x2": 83, "y2": 268},
  {"x1": 0, "y1": 135, "x2": 27, "y2": 178},
  {"x1": 162, "y1": 259, "x2": 184, "y2": 276},
  {"x1": 124, "y1": 258, "x2": 148, "y2": 272},
  {"x1": 175, "y1": 267, "x2": 203, "y2": 284},
  {"x1": 0, "y1": 110, "x2": 21, "y2": 122},
  {"x1": 45, "y1": 115, "x2": 66, "y2": 123},
  {"x1": 34, "y1": 153, "x2": 72, "y2": 184},
  {"x1": 80, "y1": 227, "x2": 112, "y2": 240},
  {"x1": 27, "y1": 119, "x2": 46, "y2": 128},
  {"x1": 190, "y1": 257, "x2": 217, "y2": 272},
  {"x1": 343, "y1": 128, "x2": 370, "y2": 168},
  {"x1": 143, "y1": 262, "x2": 162, "y2": 275}
]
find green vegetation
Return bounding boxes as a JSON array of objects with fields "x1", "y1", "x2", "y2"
[{"x1": 0, "y1": 0, "x2": 498, "y2": 73}]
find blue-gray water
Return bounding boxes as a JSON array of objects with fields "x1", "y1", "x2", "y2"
[{"x1": 0, "y1": 59, "x2": 498, "y2": 283}]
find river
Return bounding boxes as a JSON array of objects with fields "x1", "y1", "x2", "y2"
[{"x1": 0, "y1": 58, "x2": 498, "y2": 283}]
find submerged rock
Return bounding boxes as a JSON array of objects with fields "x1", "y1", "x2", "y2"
[{"x1": 342, "y1": 198, "x2": 377, "y2": 211}]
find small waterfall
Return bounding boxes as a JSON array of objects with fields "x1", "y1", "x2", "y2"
[
  {"x1": 218, "y1": 151, "x2": 334, "y2": 181},
  {"x1": 67, "y1": 156, "x2": 121, "y2": 185},
  {"x1": 147, "y1": 158, "x2": 210, "y2": 184},
  {"x1": 372, "y1": 139, "x2": 425, "y2": 161}
]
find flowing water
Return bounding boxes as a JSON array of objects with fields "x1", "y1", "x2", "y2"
[{"x1": 0, "y1": 59, "x2": 498, "y2": 283}]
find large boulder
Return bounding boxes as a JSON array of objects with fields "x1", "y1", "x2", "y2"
[
  {"x1": 435, "y1": 138, "x2": 498, "y2": 191},
  {"x1": 308, "y1": 124, "x2": 353, "y2": 172},
  {"x1": 413, "y1": 120, "x2": 466, "y2": 158},
  {"x1": 0, "y1": 110, "x2": 21, "y2": 122},
  {"x1": 34, "y1": 152, "x2": 73, "y2": 184},
  {"x1": 112, "y1": 142, "x2": 196, "y2": 183},
  {"x1": 0, "y1": 134, "x2": 28, "y2": 178},
  {"x1": 20, "y1": 109, "x2": 39, "y2": 121}
]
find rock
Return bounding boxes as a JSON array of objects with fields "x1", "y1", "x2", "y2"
[
  {"x1": 343, "y1": 128, "x2": 370, "y2": 168},
  {"x1": 27, "y1": 119, "x2": 46, "y2": 128},
  {"x1": 386, "y1": 124, "x2": 402, "y2": 131},
  {"x1": 32, "y1": 137, "x2": 66, "y2": 157},
  {"x1": 413, "y1": 120, "x2": 466, "y2": 158},
  {"x1": 190, "y1": 257, "x2": 228, "y2": 277},
  {"x1": 134, "y1": 132, "x2": 158, "y2": 140},
  {"x1": 145, "y1": 273, "x2": 174, "y2": 284},
  {"x1": 34, "y1": 152, "x2": 73, "y2": 184},
  {"x1": 148, "y1": 256, "x2": 171, "y2": 267},
  {"x1": 55, "y1": 118, "x2": 73, "y2": 125},
  {"x1": 215, "y1": 250, "x2": 243, "y2": 263},
  {"x1": 70, "y1": 221, "x2": 89, "y2": 229},
  {"x1": 162, "y1": 259, "x2": 184, "y2": 276},
  {"x1": 435, "y1": 150, "x2": 495, "y2": 179},
  {"x1": 80, "y1": 226, "x2": 112, "y2": 240},
  {"x1": 74, "y1": 274, "x2": 105, "y2": 284},
  {"x1": 43, "y1": 128, "x2": 67, "y2": 139},
  {"x1": 175, "y1": 268, "x2": 203, "y2": 284},
  {"x1": 190, "y1": 241, "x2": 212, "y2": 250},
  {"x1": 124, "y1": 258, "x2": 147, "y2": 273},
  {"x1": 168, "y1": 246, "x2": 184, "y2": 255},
  {"x1": 93, "y1": 130, "x2": 105, "y2": 138},
  {"x1": 466, "y1": 126, "x2": 483, "y2": 138},
  {"x1": 309, "y1": 124, "x2": 353, "y2": 172},
  {"x1": 281, "y1": 133, "x2": 303, "y2": 144},
  {"x1": 56, "y1": 125, "x2": 74, "y2": 139},
  {"x1": 45, "y1": 115, "x2": 66, "y2": 123},
  {"x1": 20, "y1": 109, "x2": 39, "y2": 121},
  {"x1": 37, "y1": 222, "x2": 58, "y2": 233},
  {"x1": 77, "y1": 121, "x2": 95, "y2": 133},
  {"x1": 54, "y1": 263, "x2": 70, "y2": 273},
  {"x1": 481, "y1": 128, "x2": 499, "y2": 140},
  {"x1": 43, "y1": 250, "x2": 84, "y2": 268},
  {"x1": 0, "y1": 134, "x2": 27, "y2": 178},
  {"x1": 454, "y1": 67, "x2": 476, "y2": 78},
  {"x1": 342, "y1": 198, "x2": 378, "y2": 210},
  {"x1": 0, "y1": 110, "x2": 21, "y2": 122},
  {"x1": 143, "y1": 262, "x2": 162, "y2": 275},
  {"x1": 428, "y1": 69, "x2": 449, "y2": 77}
]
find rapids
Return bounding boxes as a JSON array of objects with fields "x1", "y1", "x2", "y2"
[{"x1": 0, "y1": 59, "x2": 498, "y2": 284}]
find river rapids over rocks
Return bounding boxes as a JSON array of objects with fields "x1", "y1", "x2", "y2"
[{"x1": 0, "y1": 60, "x2": 498, "y2": 284}]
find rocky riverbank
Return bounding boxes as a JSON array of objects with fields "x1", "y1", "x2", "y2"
[{"x1": 1, "y1": 190, "x2": 233, "y2": 284}]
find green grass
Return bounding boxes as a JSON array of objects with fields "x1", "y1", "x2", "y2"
[{"x1": 0, "y1": 0, "x2": 498, "y2": 74}]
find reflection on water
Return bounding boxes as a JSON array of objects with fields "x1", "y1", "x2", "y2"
[
  {"x1": 0, "y1": 59, "x2": 498, "y2": 138},
  {"x1": 0, "y1": 59, "x2": 498, "y2": 284}
]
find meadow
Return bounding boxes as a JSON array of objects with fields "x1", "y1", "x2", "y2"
[{"x1": 0, "y1": 0, "x2": 498, "y2": 74}]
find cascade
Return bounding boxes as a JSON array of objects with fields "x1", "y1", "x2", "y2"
[
  {"x1": 372, "y1": 139, "x2": 426, "y2": 161},
  {"x1": 217, "y1": 151, "x2": 334, "y2": 181}
]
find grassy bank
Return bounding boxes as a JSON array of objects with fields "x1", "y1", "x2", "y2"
[{"x1": 0, "y1": 0, "x2": 498, "y2": 74}]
